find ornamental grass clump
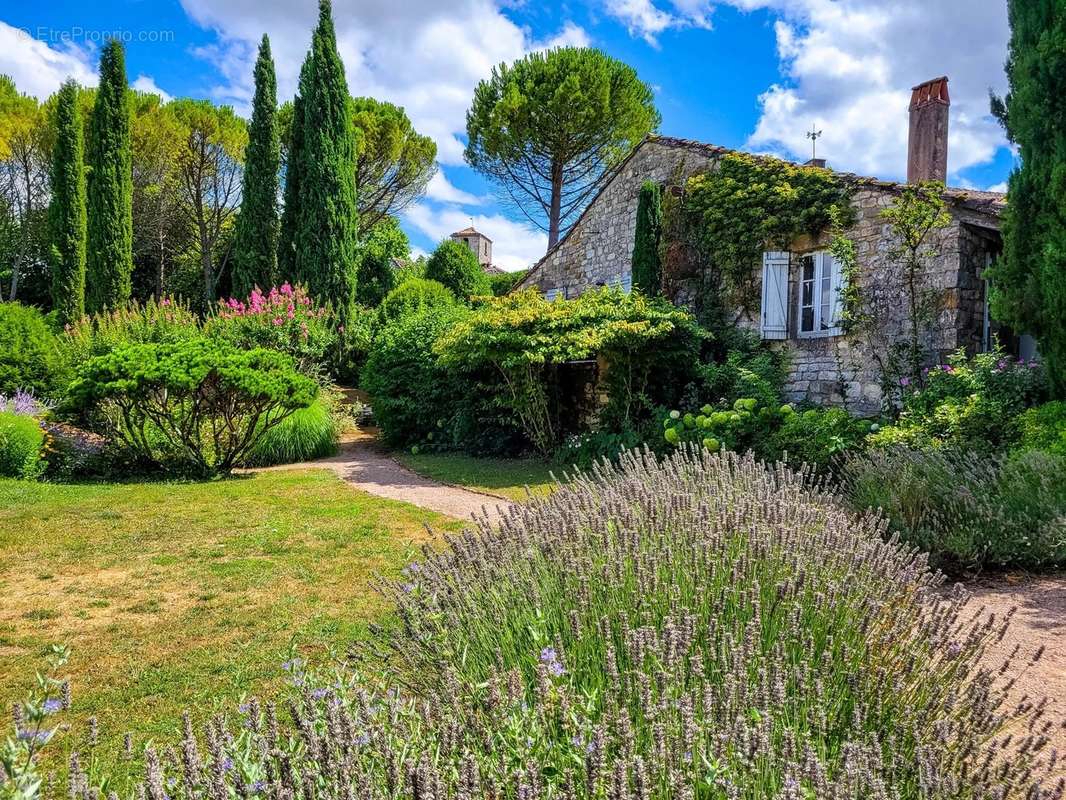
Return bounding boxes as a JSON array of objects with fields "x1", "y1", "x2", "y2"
[{"x1": 38, "y1": 450, "x2": 1064, "y2": 799}]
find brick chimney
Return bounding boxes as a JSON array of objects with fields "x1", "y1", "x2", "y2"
[{"x1": 907, "y1": 76, "x2": 949, "y2": 183}]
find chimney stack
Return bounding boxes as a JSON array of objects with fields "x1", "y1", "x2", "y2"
[{"x1": 907, "y1": 76, "x2": 949, "y2": 183}]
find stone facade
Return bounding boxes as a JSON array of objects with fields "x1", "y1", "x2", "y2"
[{"x1": 518, "y1": 136, "x2": 1006, "y2": 414}]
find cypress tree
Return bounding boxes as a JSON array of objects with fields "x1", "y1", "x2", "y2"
[
  {"x1": 990, "y1": 0, "x2": 1066, "y2": 395},
  {"x1": 49, "y1": 80, "x2": 87, "y2": 325},
  {"x1": 278, "y1": 54, "x2": 311, "y2": 283},
  {"x1": 86, "y1": 40, "x2": 133, "y2": 312},
  {"x1": 233, "y1": 35, "x2": 280, "y2": 297},
  {"x1": 631, "y1": 180, "x2": 662, "y2": 295},
  {"x1": 294, "y1": 0, "x2": 359, "y2": 312}
]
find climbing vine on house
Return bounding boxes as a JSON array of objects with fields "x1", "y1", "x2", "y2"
[
  {"x1": 435, "y1": 288, "x2": 703, "y2": 455},
  {"x1": 674, "y1": 152, "x2": 853, "y2": 315}
]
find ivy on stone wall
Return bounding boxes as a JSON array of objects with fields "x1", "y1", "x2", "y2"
[{"x1": 679, "y1": 152, "x2": 853, "y2": 313}]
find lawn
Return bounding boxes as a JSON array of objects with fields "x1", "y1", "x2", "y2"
[
  {"x1": 394, "y1": 450, "x2": 558, "y2": 501},
  {"x1": 0, "y1": 470, "x2": 460, "y2": 784}
]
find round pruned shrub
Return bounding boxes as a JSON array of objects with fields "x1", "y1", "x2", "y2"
[
  {"x1": 0, "y1": 411, "x2": 45, "y2": 479},
  {"x1": 423, "y1": 238, "x2": 491, "y2": 299},
  {"x1": 1014, "y1": 400, "x2": 1066, "y2": 457},
  {"x1": 49, "y1": 448, "x2": 1061, "y2": 800},
  {"x1": 67, "y1": 339, "x2": 316, "y2": 476},
  {"x1": 377, "y1": 278, "x2": 456, "y2": 327},
  {"x1": 0, "y1": 302, "x2": 66, "y2": 398}
]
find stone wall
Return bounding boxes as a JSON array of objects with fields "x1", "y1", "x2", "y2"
[{"x1": 520, "y1": 138, "x2": 1000, "y2": 414}]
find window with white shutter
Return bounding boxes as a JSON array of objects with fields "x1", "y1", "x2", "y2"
[
  {"x1": 797, "y1": 251, "x2": 843, "y2": 337},
  {"x1": 760, "y1": 251, "x2": 789, "y2": 340}
]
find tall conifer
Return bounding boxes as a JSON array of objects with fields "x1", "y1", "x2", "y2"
[
  {"x1": 278, "y1": 54, "x2": 311, "y2": 283},
  {"x1": 49, "y1": 80, "x2": 87, "y2": 325},
  {"x1": 631, "y1": 180, "x2": 662, "y2": 296},
  {"x1": 990, "y1": 0, "x2": 1066, "y2": 396},
  {"x1": 233, "y1": 35, "x2": 280, "y2": 296},
  {"x1": 294, "y1": 0, "x2": 359, "y2": 312},
  {"x1": 86, "y1": 40, "x2": 133, "y2": 312}
]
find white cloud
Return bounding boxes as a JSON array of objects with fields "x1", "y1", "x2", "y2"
[
  {"x1": 604, "y1": 0, "x2": 714, "y2": 46},
  {"x1": 403, "y1": 202, "x2": 547, "y2": 271},
  {"x1": 425, "y1": 171, "x2": 486, "y2": 206},
  {"x1": 178, "y1": 0, "x2": 588, "y2": 166},
  {"x1": 986, "y1": 181, "x2": 1008, "y2": 194},
  {"x1": 0, "y1": 22, "x2": 96, "y2": 98},
  {"x1": 734, "y1": 0, "x2": 1010, "y2": 183},
  {"x1": 132, "y1": 74, "x2": 172, "y2": 101}
]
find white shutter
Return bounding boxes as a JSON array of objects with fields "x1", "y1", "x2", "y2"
[
  {"x1": 760, "y1": 251, "x2": 789, "y2": 340},
  {"x1": 620, "y1": 273, "x2": 633, "y2": 293},
  {"x1": 827, "y1": 253, "x2": 844, "y2": 334}
]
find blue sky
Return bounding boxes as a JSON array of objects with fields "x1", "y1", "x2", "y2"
[{"x1": 0, "y1": 0, "x2": 1016, "y2": 270}]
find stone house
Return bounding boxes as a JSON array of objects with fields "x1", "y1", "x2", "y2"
[{"x1": 516, "y1": 77, "x2": 1021, "y2": 413}]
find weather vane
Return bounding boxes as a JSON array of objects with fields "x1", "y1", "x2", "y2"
[{"x1": 806, "y1": 123, "x2": 823, "y2": 160}]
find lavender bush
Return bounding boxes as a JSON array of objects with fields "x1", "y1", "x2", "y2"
[
  {"x1": 0, "y1": 390, "x2": 52, "y2": 418},
  {"x1": 14, "y1": 449, "x2": 1065, "y2": 799}
]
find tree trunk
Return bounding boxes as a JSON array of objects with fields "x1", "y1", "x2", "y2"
[
  {"x1": 199, "y1": 220, "x2": 214, "y2": 302},
  {"x1": 548, "y1": 160, "x2": 563, "y2": 250}
]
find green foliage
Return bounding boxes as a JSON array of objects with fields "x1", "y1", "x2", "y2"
[
  {"x1": 0, "y1": 411, "x2": 44, "y2": 479},
  {"x1": 278, "y1": 56, "x2": 311, "y2": 283},
  {"x1": 0, "y1": 302, "x2": 65, "y2": 397},
  {"x1": 232, "y1": 35, "x2": 280, "y2": 297},
  {"x1": 294, "y1": 0, "x2": 360, "y2": 313},
  {"x1": 240, "y1": 390, "x2": 340, "y2": 467},
  {"x1": 68, "y1": 339, "x2": 316, "y2": 476},
  {"x1": 683, "y1": 153, "x2": 851, "y2": 311},
  {"x1": 86, "y1": 41, "x2": 133, "y2": 313},
  {"x1": 488, "y1": 269, "x2": 526, "y2": 296},
  {"x1": 631, "y1": 180, "x2": 662, "y2": 295},
  {"x1": 423, "y1": 239, "x2": 489, "y2": 299},
  {"x1": 868, "y1": 348, "x2": 1047, "y2": 452},
  {"x1": 465, "y1": 47, "x2": 659, "y2": 247},
  {"x1": 989, "y1": 0, "x2": 1066, "y2": 396},
  {"x1": 662, "y1": 397, "x2": 873, "y2": 472},
  {"x1": 363, "y1": 306, "x2": 469, "y2": 448},
  {"x1": 355, "y1": 217, "x2": 407, "y2": 307},
  {"x1": 350, "y1": 96, "x2": 436, "y2": 229},
  {"x1": 48, "y1": 80, "x2": 86, "y2": 326},
  {"x1": 61, "y1": 296, "x2": 200, "y2": 377},
  {"x1": 377, "y1": 278, "x2": 456, "y2": 326},
  {"x1": 843, "y1": 446, "x2": 1066, "y2": 572},
  {"x1": 436, "y1": 288, "x2": 703, "y2": 454},
  {"x1": 697, "y1": 330, "x2": 787, "y2": 408},
  {"x1": 1014, "y1": 401, "x2": 1066, "y2": 457}
]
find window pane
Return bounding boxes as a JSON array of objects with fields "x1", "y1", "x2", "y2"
[
  {"x1": 802, "y1": 306, "x2": 814, "y2": 331},
  {"x1": 802, "y1": 256, "x2": 815, "y2": 281},
  {"x1": 820, "y1": 302, "x2": 830, "y2": 330},
  {"x1": 802, "y1": 281, "x2": 813, "y2": 306}
]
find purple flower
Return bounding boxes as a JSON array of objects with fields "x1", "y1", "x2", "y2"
[
  {"x1": 252, "y1": 781, "x2": 267, "y2": 793},
  {"x1": 16, "y1": 728, "x2": 50, "y2": 744},
  {"x1": 354, "y1": 733, "x2": 371, "y2": 747},
  {"x1": 42, "y1": 699, "x2": 62, "y2": 714},
  {"x1": 946, "y1": 641, "x2": 962, "y2": 660},
  {"x1": 221, "y1": 757, "x2": 234, "y2": 772},
  {"x1": 310, "y1": 688, "x2": 329, "y2": 700},
  {"x1": 539, "y1": 647, "x2": 565, "y2": 677},
  {"x1": 899, "y1": 376, "x2": 910, "y2": 387}
]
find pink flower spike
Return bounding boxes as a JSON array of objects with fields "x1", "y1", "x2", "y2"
[{"x1": 280, "y1": 282, "x2": 293, "y2": 296}]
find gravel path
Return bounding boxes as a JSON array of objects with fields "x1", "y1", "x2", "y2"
[
  {"x1": 964, "y1": 572, "x2": 1066, "y2": 754},
  {"x1": 254, "y1": 431, "x2": 516, "y2": 524}
]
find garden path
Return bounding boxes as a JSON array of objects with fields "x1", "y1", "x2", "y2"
[
  {"x1": 965, "y1": 573, "x2": 1066, "y2": 754},
  {"x1": 253, "y1": 429, "x2": 516, "y2": 524}
]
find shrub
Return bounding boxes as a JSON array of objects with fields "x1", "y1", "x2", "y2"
[
  {"x1": 841, "y1": 446, "x2": 1066, "y2": 572},
  {"x1": 363, "y1": 306, "x2": 468, "y2": 448},
  {"x1": 376, "y1": 278, "x2": 455, "y2": 326},
  {"x1": 698, "y1": 330, "x2": 787, "y2": 407},
  {"x1": 61, "y1": 295, "x2": 200, "y2": 376},
  {"x1": 436, "y1": 288, "x2": 704, "y2": 454},
  {"x1": 0, "y1": 302, "x2": 65, "y2": 397},
  {"x1": 1015, "y1": 400, "x2": 1066, "y2": 456},
  {"x1": 663, "y1": 397, "x2": 873, "y2": 471},
  {"x1": 207, "y1": 283, "x2": 335, "y2": 378},
  {"x1": 240, "y1": 390, "x2": 341, "y2": 467},
  {"x1": 67, "y1": 339, "x2": 316, "y2": 476},
  {"x1": 423, "y1": 238, "x2": 491, "y2": 298},
  {"x1": 0, "y1": 411, "x2": 45, "y2": 479},
  {"x1": 871, "y1": 347, "x2": 1048, "y2": 452},
  {"x1": 488, "y1": 268, "x2": 526, "y2": 296}
]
